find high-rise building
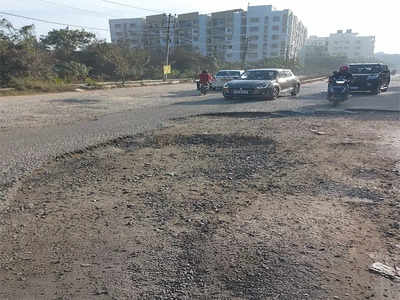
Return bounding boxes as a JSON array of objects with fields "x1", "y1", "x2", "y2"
[
  {"x1": 207, "y1": 9, "x2": 247, "y2": 63},
  {"x1": 328, "y1": 29, "x2": 375, "y2": 59},
  {"x1": 109, "y1": 18, "x2": 145, "y2": 48},
  {"x1": 109, "y1": 6, "x2": 308, "y2": 63},
  {"x1": 144, "y1": 14, "x2": 175, "y2": 52},
  {"x1": 176, "y1": 12, "x2": 209, "y2": 57},
  {"x1": 302, "y1": 30, "x2": 375, "y2": 60},
  {"x1": 245, "y1": 5, "x2": 307, "y2": 62}
]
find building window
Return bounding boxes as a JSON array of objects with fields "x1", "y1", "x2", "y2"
[
  {"x1": 272, "y1": 34, "x2": 279, "y2": 40},
  {"x1": 226, "y1": 53, "x2": 232, "y2": 58},
  {"x1": 249, "y1": 26, "x2": 259, "y2": 32},
  {"x1": 130, "y1": 23, "x2": 136, "y2": 28},
  {"x1": 270, "y1": 52, "x2": 279, "y2": 56},
  {"x1": 271, "y1": 44, "x2": 278, "y2": 49},
  {"x1": 249, "y1": 44, "x2": 258, "y2": 49},
  {"x1": 250, "y1": 17, "x2": 260, "y2": 23},
  {"x1": 273, "y1": 16, "x2": 280, "y2": 22},
  {"x1": 248, "y1": 53, "x2": 258, "y2": 58},
  {"x1": 249, "y1": 36, "x2": 259, "y2": 41},
  {"x1": 272, "y1": 25, "x2": 279, "y2": 31},
  {"x1": 115, "y1": 24, "x2": 122, "y2": 29}
]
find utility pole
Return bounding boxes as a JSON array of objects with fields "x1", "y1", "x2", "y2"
[{"x1": 164, "y1": 13, "x2": 172, "y2": 81}]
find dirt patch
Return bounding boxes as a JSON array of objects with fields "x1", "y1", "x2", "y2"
[{"x1": 0, "y1": 114, "x2": 399, "y2": 299}]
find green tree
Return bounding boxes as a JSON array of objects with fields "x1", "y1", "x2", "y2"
[
  {"x1": 40, "y1": 28, "x2": 96, "y2": 60},
  {"x1": 0, "y1": 19, "x2": 53, "y2": 86}
]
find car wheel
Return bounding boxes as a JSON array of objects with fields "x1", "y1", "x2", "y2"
[
  {"x1": 267, "y1": 87, "x2": 280, "y2": 100},
  {"x1": 223, "y1": 94, "x2": 233, "y2": 100},
  {"x1": 372, "y1": 84, "x2": 381, "y2": 95},
  {"x1": 291, "y1": 84, "x2": 300, "y2": 96}
]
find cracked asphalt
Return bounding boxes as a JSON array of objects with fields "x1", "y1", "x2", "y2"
[{"x1": 1, "y1": 78, "x2": 399, "y2": 202}]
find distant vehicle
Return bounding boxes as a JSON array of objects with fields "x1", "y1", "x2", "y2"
[
  {"x1": 349, "y1": 63, "x2": 390, "y2": 94},
  {"x1": 222, "y1": 68, "x2": 300, "y2": 100},
  {"x1": 213, "y1": 70, "x2": 245, "y2": 90}
]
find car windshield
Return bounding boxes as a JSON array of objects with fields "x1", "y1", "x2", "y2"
[
  {"x1": 245, "y1": 70, "x2": 277, "y2": 80},
  {"x1": 216, "y1": 71, "x2": 241, "y2": 77},
  {"x1": 349, "y1": 65, "x2": 382, "y2": 74}
]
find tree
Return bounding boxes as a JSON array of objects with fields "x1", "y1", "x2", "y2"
[
  {"x1": 0, "y1": 19, "x2": 53, "y2": 86},
  {"x1": 82, "y1": 42, "x2": 150, "y2": 82},
  {"x1": 40, "y1": 28, "x2": 96, "y2": 60}
]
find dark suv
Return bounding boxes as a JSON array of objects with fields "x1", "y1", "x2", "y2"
[{"x1": 349, "y1": 63, "x2": 391, "y2": 94}]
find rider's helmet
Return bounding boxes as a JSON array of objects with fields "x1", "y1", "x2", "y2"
[
  {"x1": 339, "y1": 65, "x2": 349, "y2": 73},
  {"x1": 202, "y1": 70, "x2": 208, "y2": 74}
]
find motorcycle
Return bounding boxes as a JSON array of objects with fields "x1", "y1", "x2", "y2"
[
  {"x1": 327, "y1": 78, "x2": 351, "y2": 106},
  {"x1": 199, "y1": 82, "x2": 209, "y2": 95}
]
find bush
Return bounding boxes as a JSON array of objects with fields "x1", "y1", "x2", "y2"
[
  {"x1": 54, "y1": 61, "x2": 90, "y2": 82},
  {"x1": 9, "y1": 77, "x2": 71, "y2": 92}
]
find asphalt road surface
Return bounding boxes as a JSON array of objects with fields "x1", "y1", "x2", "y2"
[{"x1": 1, "y1": 78, "x2": 399, "y2": 203}]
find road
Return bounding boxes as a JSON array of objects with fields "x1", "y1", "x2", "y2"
[{"x1": 1, "y1": 78, "x2": 399, "y2": 202}]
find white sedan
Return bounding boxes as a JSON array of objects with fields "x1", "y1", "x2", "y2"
[{"x1": 212, "y1": 70, "x2": 245, "y2": 90}]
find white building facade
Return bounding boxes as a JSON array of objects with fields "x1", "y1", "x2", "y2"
[
  {"x1": 109, "y1": 6, "x2": 307, "y2": 62},
  {"x1": 207, "y1": 9, "x2": 246, "y2": 62},
  {"x1": 109, "y1": 18, "x2": 145, "y2": 48},
  {"x1": 245, "y1": 5, "x2": 307, "y2": 62},
  {"x1": 328, "y1": 30, "x2": 375, "y2": 59},
  {"x1": 303, "y1": 30, "x2": 375, "y2": 60},
  {"x1": 176, "y1": 12, "x2": 209, "y2": 57}
]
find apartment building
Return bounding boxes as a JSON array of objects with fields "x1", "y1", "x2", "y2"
[
  {"x1": 109, "y1": 5, "x2": 308, "y2": 62},
  {"x1": 109, "y1": 18, "x2": 145, "y2": 48},
  {"x1": 245, "y1": 5, "x2": 307, "y2": 62},
  {"x1": 176, "y1": 12, "x2": 208, "y2": 57},
  {"x1": 207, "y1": 9, "x2": 247, "y2": 62},
  {"x1": 302, "y1": 30, "x2": 375, "y2": 60},
  {"x1": 144, "y1": 14, "x2": 175, "y2": 51},
  {"x1": 328, "y1": 29, "x2": 375, "y2": 59}
]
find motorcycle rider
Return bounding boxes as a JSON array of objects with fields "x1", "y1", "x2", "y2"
[
  {"x1": 199, "y1": 70, "x2": 213, "y2": 90},
  {"x1": 328, "y1": 65, "x2": 353, "y2": 99},
  {"x1": 330, "y1": 65, "x2": 353, "y2": 82}
]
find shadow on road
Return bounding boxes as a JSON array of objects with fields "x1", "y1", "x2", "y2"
[
  {"x1": 50, "y1": 98, "x2": 101, "y2": 105},
  {"x1": 162, "y1": 90, "x2": 201, "y2": 98},
  {"x1": 172, "y1": 96, "x2": 269, "y2": 106}
]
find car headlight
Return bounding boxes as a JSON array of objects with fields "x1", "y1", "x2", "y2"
[
  {"x1": 256, "y1": 83, "x2": 268, "y2": 89},
  {"x1": 367, "y1": 74, "x2": 379, "y2": 80}
]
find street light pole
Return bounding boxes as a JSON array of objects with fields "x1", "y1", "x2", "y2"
[{"x1": 164, "y1": 13, "x2": 172, "y2": 81}]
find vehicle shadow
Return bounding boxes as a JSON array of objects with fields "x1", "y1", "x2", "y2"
[
  {"x1": 161, "y1": 90, "x2": 202, "y2": 98},
  {"x1": 172, "y1": 96, "x2": 269, "y2": 106}
]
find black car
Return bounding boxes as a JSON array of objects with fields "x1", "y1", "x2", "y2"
[
  {"x1": 349, "y1": 63, "x2": 391, "y2": 94},
  {"x1": 222, "y1": 69, "x2": 300, "y2": 100}
]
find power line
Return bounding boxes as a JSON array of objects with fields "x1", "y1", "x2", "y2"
[
  {"x1": 0, "y1": 11, "x2": 109, "y2": 31},
  {"x1": 34, "y1": 0, "x2": 121, "y2": 18},
  {"x1": 101, "y1": 0, "x2": 165, "y2": 14}
]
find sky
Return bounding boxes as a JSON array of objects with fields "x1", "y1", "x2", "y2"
[{"x1": 1, "y1": 0, "x2": 399, "y2": 54}]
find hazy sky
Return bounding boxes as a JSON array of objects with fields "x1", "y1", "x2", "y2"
[{"x1": 2, "y1": 0, "x2": 399, "y2": 53}]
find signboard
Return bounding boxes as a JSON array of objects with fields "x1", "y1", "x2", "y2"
[{"x1": 163, "y1": 65, "x2": 172, "y2": 75}]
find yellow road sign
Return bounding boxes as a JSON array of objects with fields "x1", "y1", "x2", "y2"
[{"x1": 163, "y1": 65, "x2": 171, "y2": 75}]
